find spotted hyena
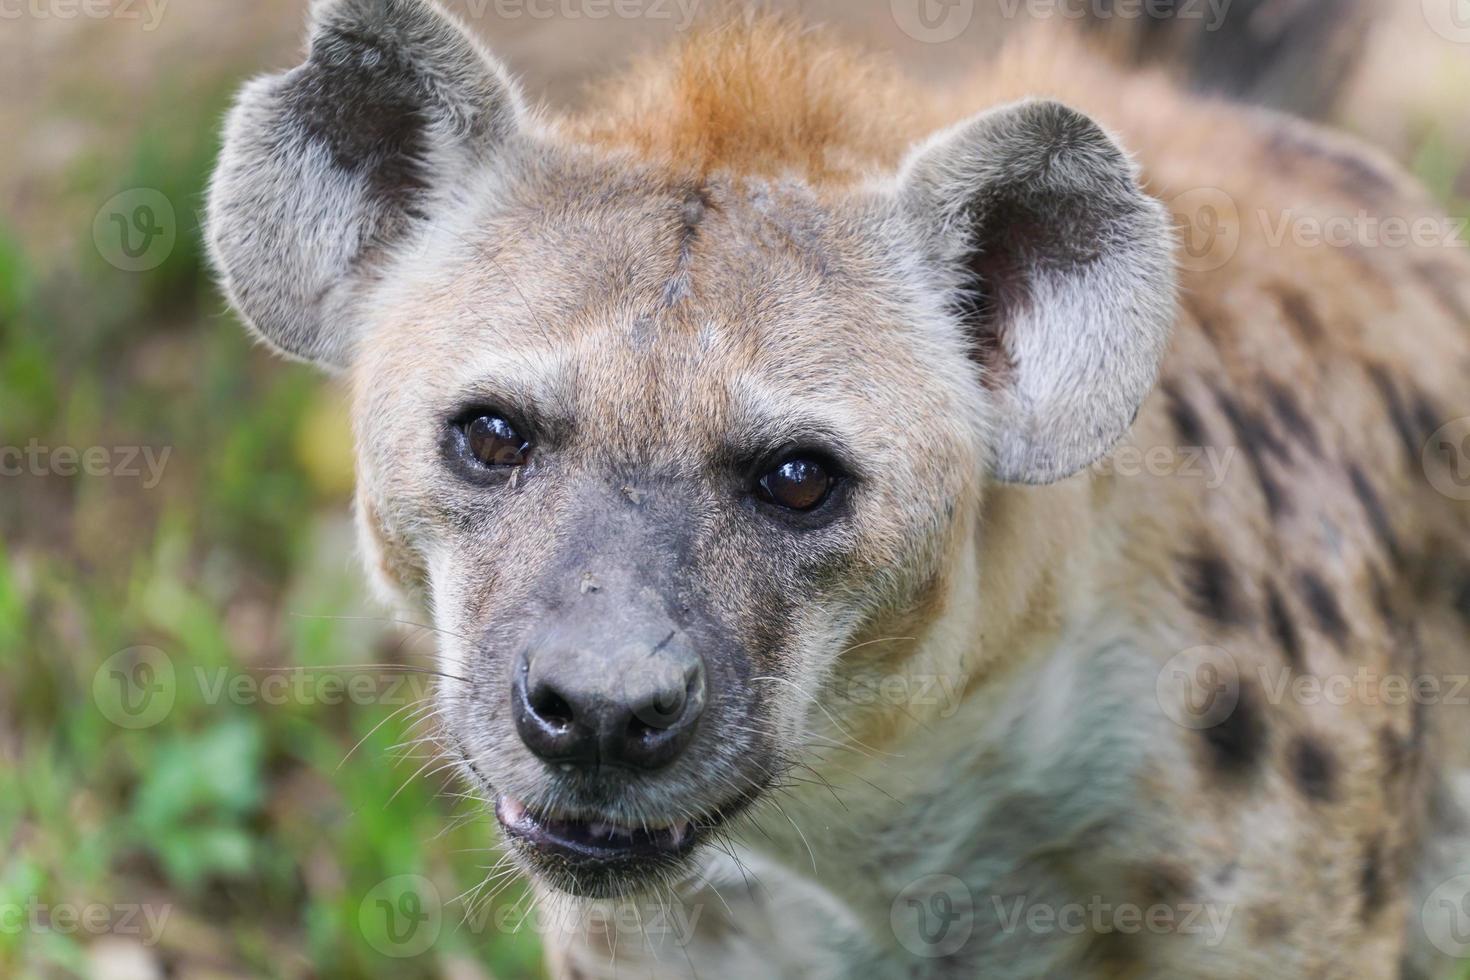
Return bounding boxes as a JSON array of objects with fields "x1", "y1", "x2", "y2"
[{"x1": 206, "y1": 0, "x2": 1470, "y2": 976}]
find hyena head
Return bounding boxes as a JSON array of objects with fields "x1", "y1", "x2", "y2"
[{"x1": 207, "y1": 0, "x2": 1174, "y2": 897}]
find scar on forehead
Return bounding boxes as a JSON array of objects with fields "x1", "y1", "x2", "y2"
[
  {"x1": 680, "y1": 187, "x2": 708, "y2": 231},
  {"x1": 657, "y1": 187, "x2": 710, "y2": 311}
]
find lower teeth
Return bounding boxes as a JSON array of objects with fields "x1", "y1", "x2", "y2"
[{"x1": 506, "y1": 801, "x2": 693, "y2": 850}]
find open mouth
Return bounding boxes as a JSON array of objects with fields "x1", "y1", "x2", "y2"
[{"x1": 495, "y1": 795, "x2": 697, "y2": 866}]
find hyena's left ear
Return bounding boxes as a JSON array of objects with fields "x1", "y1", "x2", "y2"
[
  {"x1": 206, "y1": 0, "x2": 525, "y2": 369},
  {"x1": 899, "y1": 99, "x2": 1176, "y2": 485}
]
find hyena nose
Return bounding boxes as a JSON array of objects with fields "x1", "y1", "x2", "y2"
[{"x1": 512, "y1": 633, "x2": 707, "y2": 772}]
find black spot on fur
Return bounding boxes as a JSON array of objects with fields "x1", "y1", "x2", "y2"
[
  {"x1": 1102, "y1": 0, "x2": 1374, "y2": 118},
  {"x1": 1271, "y1": 285, "x2": 1328, "y2": 347},
  {"x1": 1201, "y1": 682, "x2": 1267, "y2": 778},
  {"x1": 1264, "y1": 583, "x2": 1303, "y2": 669},
  {"x1": 1163, "y1": 382, "x2": 1208, "y2": 448},
  {"x1": 1400, "y1": 959, "x2": 1433, "y2": 980},
  {"x1": 1360, "y1": 837, "x2": 1387, "y2": 922},
  {"x1": 1288, "y1": 734, "x2": 1338, "y2": 803},
  {"x1": 1347, "y1": 463, "x2": 1401, "y2": 566},
  {"x1": 1266, "y1": 126, "x2": 1397, "y2": 200},
  {"x1": 1216, "y1": 391, "x2": 1291, "y2": 460},
  {"x1": 1132, "y1": 863, "x2": 1194, "y2": 905},
  {"x1": 1456, "y1": 580, "x2": 1470, "y2": 626},
  {"x1": 1214, "y1": 389, "x2": 1291, "y2": 517},
  {"x1": 1181, "y1": 552, "x2": 1250, "y2": 626},
  {"x1": 1183, "y1": 295, "x2": 1225, "y2": 346},
  {"x1": 1263, "y1": 378, "x2": 1323, "y2": 457},
  {"x1": 1082, "y1": 931, "x2": 1141, "y2": 977},
  {"x1": 1369, "y1": 567, "x2": 1398, "y2": 628},
  {"x1": 1410, "y1": 662, "x2": 1430, "y2": 752},
  {"x1": 1297, "y1": 571, "x2": 1349, "y2": 648},
  {"x1": 1367, "y1": 365, "x2": 1431, "y2": 467},
  {"x1": 1253, "y1": 465, "x2": 1286, "y2": 518},
  {"x1": 1412, "y1": 392, "x2": 1443, "y2": 449},
  {"x1": 1378, "y1": 725, "x2": 1408, "y2": 789}
]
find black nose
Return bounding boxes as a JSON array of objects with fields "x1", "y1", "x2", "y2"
[{"x1": 512, "y1": 633, "x2": 707, "y2": 772}]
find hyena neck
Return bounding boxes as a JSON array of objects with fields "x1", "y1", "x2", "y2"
[{"x1": 741, "y1": 481, "x2": 1107, "y2": 917}]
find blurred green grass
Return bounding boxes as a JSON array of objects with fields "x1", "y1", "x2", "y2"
[{"x1": 0, "y1": 78, "x2": 542, "y2": 979}]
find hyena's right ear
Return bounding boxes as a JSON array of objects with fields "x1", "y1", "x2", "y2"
[{"x1": 206, "y1": 0, "x2": 524, "y2": 369}]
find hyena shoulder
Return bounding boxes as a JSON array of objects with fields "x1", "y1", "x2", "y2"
[{"x1": 954, "y1": 30, "x2": 1470, "y2": 980}]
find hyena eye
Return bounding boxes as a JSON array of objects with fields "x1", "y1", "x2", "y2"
[
  {"x1": 757, "y1": 457, "x2": 836, "y2": 512},
  {"x1": 464, "y1": 414, "x2": 530, "y2": 468}
]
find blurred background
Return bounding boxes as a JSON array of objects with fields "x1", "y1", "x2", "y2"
[{"x1": 1, "y1": 0, "x2": 1467, "y2": 977}]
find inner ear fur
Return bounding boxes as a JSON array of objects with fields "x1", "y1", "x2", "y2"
[{"x1": 900, "y1": 99, "x2": 1177, "y2": 486}]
